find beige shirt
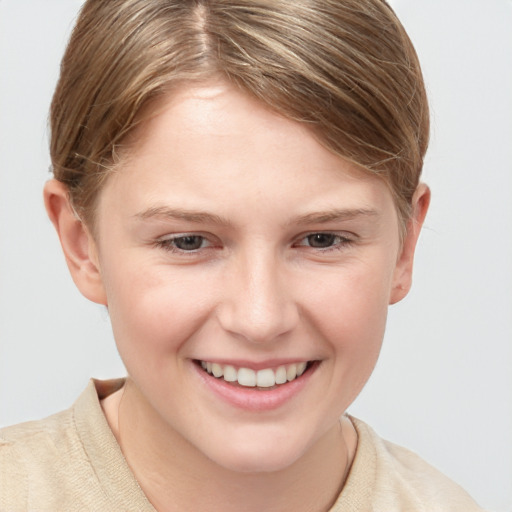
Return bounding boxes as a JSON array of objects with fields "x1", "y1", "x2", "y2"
[{"x1": 0, "y1": 379, "x2": 485, "y2": 511}]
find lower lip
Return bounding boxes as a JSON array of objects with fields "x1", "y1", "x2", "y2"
[{"x1": 193, "y1": 362, "x2": 318, "y2": 412}]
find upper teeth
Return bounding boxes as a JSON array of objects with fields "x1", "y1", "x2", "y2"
[{"x1": 200, "y1": 361, "x2": 308, "y2": 388}]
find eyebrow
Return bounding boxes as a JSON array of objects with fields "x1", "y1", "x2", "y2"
[
  {"x1": 135, "y1": 205, "x2": 379, "y2": 227},
  {"x1": 134, "y1": 206, "x2": 232, "y2": 226},
  {"x1": 291, "y1": 208, "x2": 380, "y2": 225}
]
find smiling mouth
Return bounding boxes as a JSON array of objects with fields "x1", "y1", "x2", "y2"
[{"x1": 195, "y1": 360, "x2": 315, "y2": 389}]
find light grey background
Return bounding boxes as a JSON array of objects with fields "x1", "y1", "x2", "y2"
[{"x1": 0, "y1": 1, "x2": 510, "y2": 510}]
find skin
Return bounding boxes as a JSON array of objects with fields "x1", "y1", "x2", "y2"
[{"x1": 44, "y1": 82, "x2": 429, "y2": 512}]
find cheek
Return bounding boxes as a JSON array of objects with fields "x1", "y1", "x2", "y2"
[
  {"x1": 104, "y1": 261, "x2": 215, "y2": 368},
  {"x1": 304, "y1": 258, "x2": 392, "y2": 339},
  {"x1": 301, "y1": 259, "x2": 393, "y2": 391}
]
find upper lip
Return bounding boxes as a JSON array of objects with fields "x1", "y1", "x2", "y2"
[{"x1": 194, "y1": 358, "x2": 317, "y2": 371}]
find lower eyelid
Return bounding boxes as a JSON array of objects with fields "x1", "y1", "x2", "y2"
[
  {"x1": 153, "y1": 233, "x2": 354, "y2": 253},
  {"x1": 153, "y1": 233, "x2": 224, "y2": 254},
  {"x1": 311, "y1": 239, "x2": 353, "y2": 250},
  {"x1": 295, "y1": 233, "x2": 353, "y2": 247},
  {"x1": 161, "y1": 237, "x2": 205, "y2": 250}
]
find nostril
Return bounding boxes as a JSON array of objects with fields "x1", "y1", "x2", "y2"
[{"x1": 216, "y1": 300, "x2": 300, "y2": 344}]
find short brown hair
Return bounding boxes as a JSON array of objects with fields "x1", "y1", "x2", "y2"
[{"x1": 50, "y1": 0, "x2": 429, "y2": 229}]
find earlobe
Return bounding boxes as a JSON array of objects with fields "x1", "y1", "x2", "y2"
[
  {"x1": 389, "y1": 183, "x2": 430, "y2": 305},
  {"x1": 43, "y1": 179, "x2": 107, "y2": 305}
]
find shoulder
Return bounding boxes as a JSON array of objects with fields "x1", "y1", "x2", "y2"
[
  {"x1": 0, "y1": 406, "x2": 78, "y2": 471},
  {"x1": 333, "y1": 417, "x2": 487, "y2": 512},
  {"x1": 0, "y1": 407, "x2": 75, "y2": 448},
  {"x1": 0, "y1": 407, "x2": 88, "y2": 510},
  {"x1": 0, "y1": 379, "x2": 154, "y2": 512},
  {"x1": 0, "y1": 383, "x2": 104, "y2": 511}
]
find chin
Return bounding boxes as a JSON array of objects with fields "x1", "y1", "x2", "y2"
[
  {"x1": 203, "y1": 432, "x2": 309, "y2": 474},
  {"x1": 215, "y1": 451, "x2": 300, "y2": 475}
]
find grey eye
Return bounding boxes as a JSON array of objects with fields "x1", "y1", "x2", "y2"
[
  {"x1": 173, "y1": 235, "x2": 205, "y2": 251},
  {"x1": 306, "y1": 233, "x2": 337, "y2": 248}
]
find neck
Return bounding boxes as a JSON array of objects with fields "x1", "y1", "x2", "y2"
[{"x1": 103, "y1": 379, "x2": 357, "y2": 512}]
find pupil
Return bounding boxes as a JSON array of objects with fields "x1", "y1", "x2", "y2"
[
  {"x1": 308, "y1": 233, "x2": 335, "y2": 248},
  {"x1": 175, "y1": 236, "x2": 202, "y2": 250}
]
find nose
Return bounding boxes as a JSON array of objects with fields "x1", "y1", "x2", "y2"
[{"x1": 216, "y1": 250, "x2": 299, "y2": 344}]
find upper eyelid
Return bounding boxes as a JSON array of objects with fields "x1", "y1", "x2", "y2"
[
  {"x1": 157, "y1": 232, "x2": 211, "y2": 242},
  {"x1": 294, "y1": 230, "x2": 356, "y2": 241},
  {"x1": 154, "y1": 230, "x2": 356, "y2": 242},
  {"x1": 292, "y1": 232, "x2": 357, "y2": 253},
  {"x1": 153, "y1": 234, "x2": 214, "y2": 255}
]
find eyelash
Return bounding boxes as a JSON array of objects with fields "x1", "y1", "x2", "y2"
[
  {"x1": 154, "y1": 234, "x2": 214, "y2": 254},
  {"x1": 154, "y1": 232, "x2": 355, "y2": 255},
  {"x1": 294, "y1": 233, "x2": 355, "y2": 252}
]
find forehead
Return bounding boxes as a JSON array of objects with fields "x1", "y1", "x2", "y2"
[
  {"x1": 124, "y1": 82, "x2": 374, "y2": 178},
  {"x1": 131, "y1": 82, "x2": 326, "y2": 161},
  {"x1": 99, "y1": 82, "x2": 396, "y2": 225}
]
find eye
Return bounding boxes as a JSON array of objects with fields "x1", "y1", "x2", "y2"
[
  {"x1": 172, "y1": 235, "x2": 207, "y2": 251},
  {"x1": 295, "y1": 232, "x2": 353, "y2": 251},
  {"x1": 156, "y1": 234, "x2": 211, "y2": 252},
  {"x1": 305, "y1": 233, "x2": 338, "y2": 248}
]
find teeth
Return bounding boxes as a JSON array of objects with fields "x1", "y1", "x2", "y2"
[
  {"x1": 223, "y1": 365, "x2": 237, "y2": 382},
  {"x1": 275, "y1": 366, "x2": 287, "y2": 385},
  {"x1": 211, "y1": 363, "x2": 223, "y2": 378},
  {"x1": 297, "y1": 362, "x2": 307, "y2": 376},
  {"x1": 256, "y1": 369, "x2": 275, "y2": 388},
  {"x1": 199, "y1": 361, "x2": 310, "y2": 388},
  {"x1": 286, "y1": 364, "x2": 297, "y2": 381},
  {"x1": 238, "y1": 367, "x2": 256, "y2": 387}
]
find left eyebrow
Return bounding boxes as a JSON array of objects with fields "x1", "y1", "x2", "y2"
[{"x1": 290, "y1": 208, "x2": 380, "y2": 226}]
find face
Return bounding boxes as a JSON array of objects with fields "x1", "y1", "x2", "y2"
[{"x1": 82, "y1": 83, "x2": 417, "y2": 473}]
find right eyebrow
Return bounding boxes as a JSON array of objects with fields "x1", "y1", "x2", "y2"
[{"x1": 134, "y1": 206, "x2": 233, "y2": 227}]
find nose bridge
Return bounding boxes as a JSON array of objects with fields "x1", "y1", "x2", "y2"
[{"x1": 217, "y1": 245, "x2": 298, "y2": 343}]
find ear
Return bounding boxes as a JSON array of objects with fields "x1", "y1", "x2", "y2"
[
  {"x1": 389, "y1": 183, "x2": 431, "y2": 305},
  {"x1": 44, "y1": 179, "x2": 107, "y2": 305}
]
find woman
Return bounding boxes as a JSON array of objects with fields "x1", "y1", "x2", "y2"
[{"x1": 0, "y1": 1, "x2": 486, "y2": 510}]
